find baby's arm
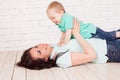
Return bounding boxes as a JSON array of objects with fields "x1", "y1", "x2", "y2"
[{"x1": 58, "y1": 29, "x2": 72, "y2": 46}]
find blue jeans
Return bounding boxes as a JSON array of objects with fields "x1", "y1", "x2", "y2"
[
  {"x1": 92, "y1": 27, "x2": 116, "y2": 41},
  {"x1": 92, "y1": 27, "x2": 120, "y2": 62},
  {"x1": 106, "y1": 39, "x2": 120, "y2": 62}
]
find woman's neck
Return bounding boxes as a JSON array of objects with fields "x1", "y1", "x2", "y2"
[{"x1": 49, "y1": 46, "x2": 57, "y2": 60}]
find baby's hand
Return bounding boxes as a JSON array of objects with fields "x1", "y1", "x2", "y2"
[{"x1": 72, "y1": 19, "x2": 80, "y2": 35}]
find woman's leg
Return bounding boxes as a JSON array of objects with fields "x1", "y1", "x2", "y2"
[
  {"x1": 92, "y1": 27, "x2": 119, "y2": 41},
  {"x1": 106, "y1": 39, "x2": 120, "y2": 62}
]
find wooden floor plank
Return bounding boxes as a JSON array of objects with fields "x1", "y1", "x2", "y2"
[
  {"x1": 63, "y1": 67, "x2": 85, "y2": 80},
  {"x1": 74, "y1": 65, "x2": 100, "y2": 80},
  {"x1": 39, "y1": 69, "x2": 54, "y2": 80},
  {"x1": 12, "y1": 50, "x2": 26, "y2": 80},
  {"x1": 51, "y1": 67, "x2": 69, "y2": 80},
  {"x1": 86, "y1": 63, "x2": 120, "y2": 80},
  {"x1": 0, "y1": 51, "x2": 17, "y2": 80},
  {"x1": 103, "y1": 63, "x2": 120, "y2": 78},
  {"x1": 1, "y1": 51, "x2": 120, "y2": 80},
  {"x1": 27, "y1": 69, "x2": 40, "y2": 80},
  {"x1": 0, "y1": 51, "x2": 8, "y2": 73}
]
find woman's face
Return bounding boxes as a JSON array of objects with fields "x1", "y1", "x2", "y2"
[{"x1": 30, "y1": 44, "x2": 52, "y2": 62}]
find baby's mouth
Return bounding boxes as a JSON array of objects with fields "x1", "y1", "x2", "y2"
[{"x1": 55, "y1": 21, "x2": 58, "y2": 24}]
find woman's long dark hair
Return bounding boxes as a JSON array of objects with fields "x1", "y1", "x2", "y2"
[
  {"x1": 16, "y1": 48, "x2": 57, "y2": 70},
  {"x1": 17, "y1": 48, "x2": 68, "y2": 70}
]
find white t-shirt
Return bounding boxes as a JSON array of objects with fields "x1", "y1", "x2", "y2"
[{"x1": 50, "y1": 38, "x2": 108, "y2": 67}]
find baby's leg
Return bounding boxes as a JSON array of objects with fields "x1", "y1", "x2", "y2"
[{"x1": 92, "y1": 27, "x2": 116, "y2": 41}]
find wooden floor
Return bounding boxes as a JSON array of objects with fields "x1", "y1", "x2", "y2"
[{"x1": 0, "y1": 51, "x2": 120, "y2": 80}]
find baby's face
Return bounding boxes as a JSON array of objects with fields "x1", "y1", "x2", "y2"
[{"x1": 47, "y1": 9, "x2": 64, "y2": 25}]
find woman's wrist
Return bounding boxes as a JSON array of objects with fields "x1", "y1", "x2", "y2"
[{"x1": 74, "y1": 33, "x2": 81, "y2": 38}]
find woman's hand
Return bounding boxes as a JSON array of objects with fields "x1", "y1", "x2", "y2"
[
  {"x1": 71, "y1": 19, "x2": 96, "y2": 66},
  {"x1": 72, "y1": 19, "x2": 80, "y2": 36}
]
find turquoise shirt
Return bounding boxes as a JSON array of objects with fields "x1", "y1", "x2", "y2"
[
  {"x1": 50, "y1": 39, "x2": 108, "y2": 67},
  {"x1": 57, "y1": 13, "x2": 97, "y2": 39}
]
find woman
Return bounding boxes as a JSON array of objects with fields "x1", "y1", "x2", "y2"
[{"x1": 17, "y1": 19, "x2": 120, "y2": 70}]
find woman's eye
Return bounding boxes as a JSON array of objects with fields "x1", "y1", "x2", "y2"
[
  {"x1": 34, "y1": 46, "x2": 38, "y2": 48},
  {"x1": 37, "y1": 50, "x2": 41, "y2": 54}
]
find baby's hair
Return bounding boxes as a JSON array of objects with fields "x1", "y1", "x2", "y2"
[{"x1": 47, "y1": 1, "x2": 65, "y2": 13}]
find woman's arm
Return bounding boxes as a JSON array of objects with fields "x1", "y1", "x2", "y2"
[
  {"x1": 64, "y1": 29, "x2": 72, "y2": 44},
  {"x1": 71, "y1": 19, "x2": 96, "y2": 66},
  {"x1": 58, "y1": 32, "x2": 65, "y2": 46}
]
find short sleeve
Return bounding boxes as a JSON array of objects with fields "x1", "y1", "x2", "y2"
[
  {"x1": 64, "y1": 15, "x2": 73, "y2": 30},
  {"x1": 56, "y1": 51, "x2": 72, "y2": 67}
]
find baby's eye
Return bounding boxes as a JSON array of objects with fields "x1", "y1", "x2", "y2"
[{"x1": 51, "y1": 17, "x2": 55, "y2": 20}]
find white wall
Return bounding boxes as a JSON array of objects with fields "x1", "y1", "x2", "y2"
[{"x1": 0, "y1": 0, "x2": 120, "y2": 51}]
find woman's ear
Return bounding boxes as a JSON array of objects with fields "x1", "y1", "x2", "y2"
[
  {"x1": 41, "y1": 57, "x2": 48, "y2": 62},
  {"x1": 44, "y1": 58, "x2": 48, "y2": 62}
]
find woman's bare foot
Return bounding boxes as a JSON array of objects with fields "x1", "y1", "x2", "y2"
[{"x1": 116, "y1": 32, "x2": 120, "y2": 38}]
